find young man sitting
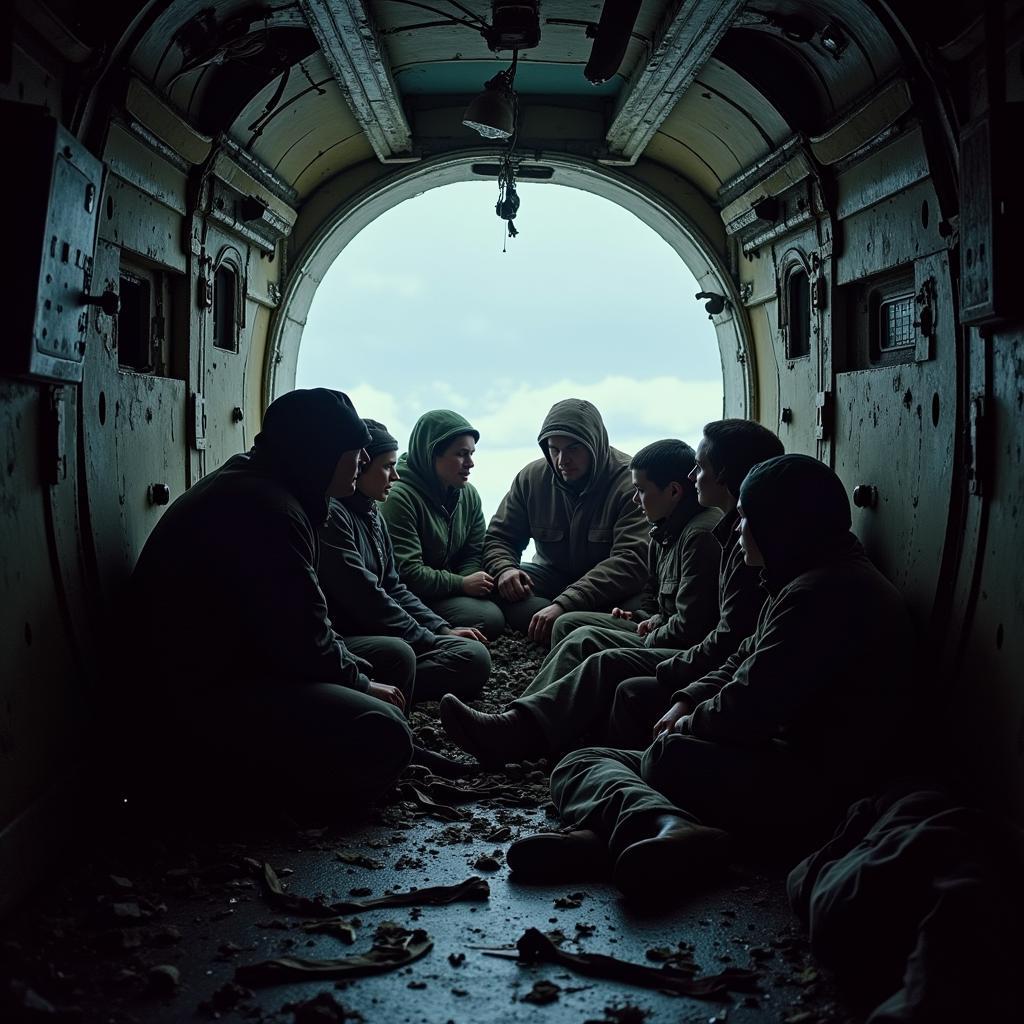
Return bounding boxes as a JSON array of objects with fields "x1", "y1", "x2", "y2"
[
  {"x1": 439, "y1": 439, "x2": 721, "y2": 766},
  {"x1": 506, "y1": 455, "x2": 915, "y2": 899},
  {"x1": 608, "y1": 418, "x2": 783, "y2": 747},
  {"x1": 318, "y1": 419, "x2": 492, "y2": 706}
]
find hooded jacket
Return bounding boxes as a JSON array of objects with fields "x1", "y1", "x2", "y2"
[
  {"x1": 379, "y1": 410, "x2": 487, "y2": 599},
  {"x1": 677, "y1": 455, "x2": 915, "y2": 787},
  {"x1": 130, "y1": 388, "x2": 375, "y2": 691},
  {"x1": 483, "y1": 398, "x2": 649, "y2": 611},
  {"x1": 319, "y1": 491, "x2": 448, "y2": 651}
]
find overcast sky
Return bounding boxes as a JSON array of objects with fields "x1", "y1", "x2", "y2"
[{"x1": 297, "y1": 181, "x2": 723, "y2": 528}]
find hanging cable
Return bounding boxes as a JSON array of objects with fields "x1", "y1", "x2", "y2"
[{"x1": 494, "y1": 50, "x2": 520, "y2": 250}]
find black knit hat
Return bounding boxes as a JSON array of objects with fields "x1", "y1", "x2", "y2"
[{"x1": 363, "y1": 419, "x2": 399, "y2": 460}]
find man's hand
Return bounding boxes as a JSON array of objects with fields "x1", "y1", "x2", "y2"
[
  {"x1": 527, "y1": 603, "x2": 565, "y2": 646},
  {"x1": 611, "y1": 607, "x2": 635, "y2": 621},
  {"x1": 497, "y1": 567, "x2": 533, "y2": 602},
  {"x1": 636, "y1": 615, "x2": 662, "y2": 638},
  {"x1": 652, "y1": 698, "x2": 694, "y2": 740},
  {"x1": 445, "y1": 625, "x2": 489, "y2": 644},
  {"x1": 462, "y1": 571, "x2": 495, "y2": 597},
  {"x1": 367, "y1": 681, "x2": 406, "y2": 712}
]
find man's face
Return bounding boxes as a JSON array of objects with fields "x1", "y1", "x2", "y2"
[
  {"x1": 631, "y1": 468, "x2": 677, "y2": 523},
  {"x1": 434, "y1": 434, "x2": 476, "y2": 489},
  {"x1": 690, "y1": 437, "x2": 733, "y2": 511},
  {"x1": 736, "y1": 502, "x2": 765, "y2": 566},
  {"x1": 546, "y1": 435, "x2": 591, "y2": 483},
  {"x1": 326, "y1": 447, "x2": 367, "y2": 499},
  {"x1": 357, "y1": 450, "x2": 399, "y2": 502}
]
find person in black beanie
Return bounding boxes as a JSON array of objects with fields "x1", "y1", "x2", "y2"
[
  {"x1": 506, "y1": 454, "x2": 916, "y2": 898},
  {"x1": 318, "y1": 419, "x2": 490, "y2": 775},
  {"x1": 126, "y1": 388, "x2": 413, "y2": 810}
]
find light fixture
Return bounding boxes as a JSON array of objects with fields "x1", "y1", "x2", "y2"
[
  {"x1": 462, "y1": 52, "x2": 518, "y2": 140},
  {"x1": 462, "y1": 73, "x2": 515, "y2": 139}
]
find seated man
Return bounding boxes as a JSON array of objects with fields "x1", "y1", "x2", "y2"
[
  {"x1": 126, "y1": 389, "x2": 413, "y2": 806},
  {"x1": 379, "y1": 410, "x2": 505, "y2": 640},
  {"x1": 610, "y1": 418, "x2": 783, "y2": 747},
  {"x1": 437, "y1": 420, "x2": 782, "y2": 766},
  {"x1": 318, "y1": 419, "x2": 491, "y2": 704},
  {"x1": 484, "y1": 398, "x2": 648, "y2": 646},
  {"x1": 506, "y1": 455, "x2": 915, "y2": 898}
]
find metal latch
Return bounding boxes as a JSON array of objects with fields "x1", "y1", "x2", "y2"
[
  {"x1": 815, "y1": 390, "x2": 833, "y2": 441},
  {"x1": 42, "y1": 385, "x2": 67, "y2": 484},
  {"x1": 190, "y1": 391, "x2": 207, "y2": 451},
  {"x1": 966, "y1": 393, "x2": 987, "y2": 496}
]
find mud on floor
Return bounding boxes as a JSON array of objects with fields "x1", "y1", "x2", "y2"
[{"x1": 0, "y1": 633, "x2": 860, "y2": 1023}]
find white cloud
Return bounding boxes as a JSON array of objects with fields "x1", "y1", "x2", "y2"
[
  {"x1": 472, "y1": 375, "x2": 723, "y2": 452},
  {"x1": 343, "y1": 270, "x2": 425, "y2": 297}
]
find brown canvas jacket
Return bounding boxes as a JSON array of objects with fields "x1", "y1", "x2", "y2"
[
  {"x1": 638, "y1": 504, "x2": 723, "y2": 649},
  {"x1": 660, "y1": 507, "x2": 768, "y2": 699},
  {"x1": 483, "y1": 399, "x2": 648, "y2": 611}
]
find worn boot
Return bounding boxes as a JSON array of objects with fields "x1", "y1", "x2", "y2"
[
  {"x1": 507, "y1": 828, "x2": 612, "y2": 881},
  {"x1": 438, "y1": 696, "x2": 546, "y2": 768},
  {"x1": 613, "y1": 813, "x2": 730, "y2": 900}
]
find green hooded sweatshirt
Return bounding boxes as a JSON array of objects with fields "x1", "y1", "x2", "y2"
[
  {"x1": 379, "y1": 409, "x2": 486, "y2": 600},
  {"x1": 483, "y1": 398, "x2": 649, "y2": 611}
]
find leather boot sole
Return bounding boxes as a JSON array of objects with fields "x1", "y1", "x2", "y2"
[
  {"x1": 613, "y1": 824, "x2": 730, "y2": 900},
  {"x1": 507, "y1": 830, "x2": 612, "y2": 882},
  {"x1": 438, "y1": 695, "x2": 509, "y2": 769}
]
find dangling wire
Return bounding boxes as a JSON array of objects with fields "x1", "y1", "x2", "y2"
[{"x1": 495, "y1": 50, "x2": 521, "y2": 251}]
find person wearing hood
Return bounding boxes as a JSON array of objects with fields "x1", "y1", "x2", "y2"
[
  {"x1": 127, "y1": 388, "x2": 413, "y2": 807},
  {"x1": 505, "y1": 455, "x2": 915, "y2": 899},
  {"x1": 483, "y1": 398, "x2": 649, "y2": 646},
  {"x1": 439, "y1": 440, "x2": 722, "y2": 766},
  {"x1": 318, "y1": 418, "x2": 491, "y2": 710},
  {"x1": 379, "y1": 410, "x2": 505, "y2": 641}
]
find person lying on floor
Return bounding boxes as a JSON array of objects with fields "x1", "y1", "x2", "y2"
[
  {"x1": 438, "y1": 420, "x2": 783, "y2": 765},
  {"x1": 379, "y1": 409, "x2": 505, "y2": 640},
  {"x1": 126, "y1": 389, "x2": 413, "y2": 807},
  {"x1": 504, "y1": 454, "x2": 915, "y2": 899},
  {"x1": 483, "y1": 398, "x2": 648, "y2": 646}
]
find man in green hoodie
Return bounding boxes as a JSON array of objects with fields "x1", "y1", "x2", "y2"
[
  {"x1": 380, "y1": 410, "x2": 505, "y2": 641},
  {"x1": 483, "y1": 398, "x2": 649, "y2": 646}
]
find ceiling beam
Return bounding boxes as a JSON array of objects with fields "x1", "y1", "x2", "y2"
[
  {"x1": 299, "y1": 0, "x2": 417, "y2": 162},
  {"x1": 603, "y1": 0, "x2": 745, "y2": 164}
]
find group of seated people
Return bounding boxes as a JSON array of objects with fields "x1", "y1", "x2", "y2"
[{"x1": 129, "y1": 387, "x2": 913, "y2": 898}]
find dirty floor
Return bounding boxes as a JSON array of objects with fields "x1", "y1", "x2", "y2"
[{"x1": 1, "y1": 634, "x2": 861, "y2": 1023}]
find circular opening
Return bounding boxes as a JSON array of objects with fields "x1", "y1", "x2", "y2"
[
  {"x1": 296, "y1": 182, "x2": 725, "y2": 530},
  {"x1": 996, "y1": 623, "x2": 1004, "y2": 650},
  {"x1": 98, "y1": 391, "x2": 106, "y2": 425},
  {"x1": 921, "y1": 199, "x2": 930, "y2": 229},
  {"x1": 931, "y1": 392, "x2": 940, "y2": 427}
]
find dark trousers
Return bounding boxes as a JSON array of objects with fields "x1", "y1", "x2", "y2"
[
  {"x1": 499, "y1": 562, "x2": 644, "y2": 635},
  {"x1": 345, "y1": 634, "x2": 490, "y2": 702},
  {"x1": 550, "y1": 734, "x2": 840, "y2": 860},
  {"x1": 513, "y1": 645, "x2": 678, "y2": 752},
  {"x1": 149, "y1": 681, "x2": 413, "y2": 808},
  {"x1": 427, "y1": 595, "x2": 506, "y2": 641}
]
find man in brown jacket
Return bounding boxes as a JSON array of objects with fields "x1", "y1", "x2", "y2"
[{"x1": 484, "y1": 398, "x2": 648, "y2": 646}]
